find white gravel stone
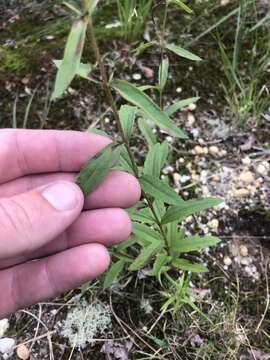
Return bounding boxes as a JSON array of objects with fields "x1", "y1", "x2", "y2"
[
  {"x1": 132, "y1": 73, "x2": 142, "y2": 80},
  {"x1": 239, "y1": 245, "x2": 248, "y2": 257},
  {"x1": 0, "y1": 319, "x2": 9, "y2": 339},
  {"x1": 0, "y1": 338, "x2": 15, "y2": 357},
  {"x1": 209, "y1": 145, "x2": 219, "y2": 156},
  {"x1": 239, "y1": 171, "x2": 254, "y2": 184},
  {"x1": 223, "y1": 256, "x2": 232, "y2": 266}
]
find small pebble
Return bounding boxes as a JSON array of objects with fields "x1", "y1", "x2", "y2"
[
  {"x1": 132, "y1": 73, "x2": 142, "y2": 81},
  {"x1": 229, "y1": 243, "x2": 238, "y2": 257},
  {"x1": 178, "y1": 157, "x2": 185, "y2": 164},
  {"x1": 208, "y1": 219, "x2": 219, "y2": 230},
  {"x1": 256, "y1": 162, "x2": 269, "y2": 176},
  {"x1": 0, "y1": 319, "x2": 9, "y2": 339},
  {"x1": 242, "y1": 156, "x2": 251, "y2": 165},
  {"x1": 209, "y1": 145, "x2": 219, "y2": 156},
  {"x1": 198, "y1": 138, "x2": 205, "y2": 145},
  {"x1": 240, "y1": 257, "x2": 252, "y2": 266},
  {"x1": 234, "y1": 189, "x2": 250, "y2": 198},
  {"x1": 240, "y1": 245, "x2": 248, "y2": 257},
  {"x1": 194, "y1": 145, "x2": 204, "y2": 155},
  {"x1": 187, "y1": 113, "x2": 195, "y2": 127},
  {"x1": 239, "y1": 171, "x2": 254, "y2": 185},
  {"x1": 223, "y1": 256, "x2": 232, "y2": 266},
  {"x1": 203, "y1": 147, "x2": 209, "y2": 155},
  {"x1": 173, "y1": 173, "x2": 181, "y2": 184},
  {"x1": 212, "y1": 175, "x2": 221, "y2": 182},
  {"x1": 188, "y1": 103, "x2": 197, "y2": 111},
  {"x1": 0, "y1": 338, "x2": 15, "y2": 356},
  {"x1": 219, "y1": 149, "x2": 227, "y2": 157},
  {"x1": 17, "y1": 344, "x2": 30, "y2": 360}
]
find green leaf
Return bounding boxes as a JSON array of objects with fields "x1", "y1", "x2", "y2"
[
  {"x1": 132, "y1": 223, "x2": 164, "y2": 244},
  {"x1": 138, "y1": 85, "x2": 158, "y2": 92},
  {"x1": 140, "y1": 175, "x2": 184, "y2": 206},
  {"x1": 83, "y1": 0, "x2": 100, "y2": 13},
  {"x1": 153, "y1": 199, "x2": 166, "y2": 221},
  {"x1": 143, "y1": 142, "x2": 169, "y2": 178},
  {"x1": 131, "y1": 208, "x2": 155, "y2": 224},
  {"x1": 166, "y1": 44, "x2": 202, "y2": 62},
  {"x1": 134, "y1": 41, "x2": 155, "y2": 55},
  {"x1": 119, "y1": 105, "x2": 136, "y2": 140},
  {"x1": 167, "y1": 221, "x2": 177, "y2": 245},
  {"x1": 171, "y1": 228, "x2": 185, "y2": 258},
  {"x1": 111, "y1": 79, "x2": 187, "y2": 139},
  {"x1": 165, "y1": 97, "x2": 200, "y2": 116},
  {"x1": 161, "y1": 198, "x2": 223, "y2": 224},
  {"x1": 138, "y1": 117, "x2": 157, "y2": 148},
  {"x1": 168, "y1": 0, "x2": 193, "y2": 14},
  {"x1": 118, "y1": 147, "x2": 134, "y2": 174},
  {"x1": 53, "y1": 60, "x2": 92, "y2": 80},
  {"x1": 103, "y1": 259, "x2": 126, "y2": 288},
  {"x1": 63, "y1": 1, "x2": 82, "y2": 15},
  {"x1": 158, "y1": 57, "x2": 169, "y2": 90},
  {"x1": 151, "y1": 254, "x2": 171, "y2": 277},
  {"x1": 115, "y1": 234, "x2": 138, "y2": 251},
  {"x1": 172, "y1": 258, "x2": 208, "y2": 273},
  {"x1": 87, "y1": 127, "x2": 109, "y2": 137},
  {"x1": 173, "y1": 235, "x2": 220, "y2": 253},
  {"x1": 51, "y1": 17, "x2": 88, "y2": 100},
  {"x1": 129, "y1": 241, "x2": 164, "y2": 271},
  {"x1": 76, "y1": 144, "x2": 123, "y2": 195}
]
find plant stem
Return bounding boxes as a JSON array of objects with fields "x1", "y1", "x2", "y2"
[
  {"x1": 88, "y1": 15, "x2": 167, "y2": 242},
  {"x1": 159, "y1": 1, "x2": 168, "y2": 109}
]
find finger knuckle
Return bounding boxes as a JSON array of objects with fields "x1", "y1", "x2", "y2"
[{"x1": 0, "y1": 198, "x2": 33, "y2": 249}]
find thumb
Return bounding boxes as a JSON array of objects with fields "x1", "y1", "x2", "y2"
[{"x1": 0, "y1": 181, "x2": 84, "y2": 260}]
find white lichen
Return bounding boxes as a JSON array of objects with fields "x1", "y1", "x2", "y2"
[{"x1": 61, "y1": 301, "x2": 111, "y2": 348}]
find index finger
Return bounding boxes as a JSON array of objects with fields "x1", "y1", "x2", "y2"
[{"x1": 0, "y1": 129, "x2": 111, "y2": 183}]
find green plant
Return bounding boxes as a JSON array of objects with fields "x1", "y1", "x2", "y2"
[
  {"x1": 217, "y1": 0, "x2": 270, "y2": 125},
  {"x1": 51, "y1": 0, "x2": 223, "y2": 313},
  {"x1": 116, "y1": 0, "x2": 153, "y2": 42}
]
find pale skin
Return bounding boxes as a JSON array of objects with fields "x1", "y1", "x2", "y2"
[{"x1": 0, "y1": 129, "x2": 141, "y2": 318}]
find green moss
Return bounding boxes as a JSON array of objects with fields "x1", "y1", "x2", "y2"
[{"x1": 0, "y1": 47, "x2": 28, "y2": 73}]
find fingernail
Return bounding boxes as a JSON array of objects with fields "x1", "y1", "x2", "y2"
[{"x1": 42, "y1": 182, "x2": 79, "y2": 211}]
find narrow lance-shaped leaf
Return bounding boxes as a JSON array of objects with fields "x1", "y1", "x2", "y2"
[
  {"x1": 53, "y1": 60, "x2": 92, "y2": 80},
  {"x1": 133, "y1": 222, "x2": 164, "y2": 244},
  {"x1": 115, "y1": 146, "x2": 134, "y2": 174},
  {"x1": 130, "y1": 208, "x2": 155, "y2": 225},
  {"x1": 168, "y1": 0, "x2": 193, "y2": 14},
  {"x1": 138, "y1": 117, "x2": 157, "y2": 148},
  {"x1": 161, "y1": 198, "x2": 224, "y2": 224},
  {"x1": 173, "y1": 235, "x2": 220, "y2": 253},
  {"x1": 76, "y1": 144, "x2": 123, "y2": 195},
  {"x1": 166, "y1": 43, "x2": 202, "y2": 62},
  {"x1": 158, "y1": 57, "x2": 169, "y2": 90},
  {"x1": 143, "y1": 142, "x2": 169, "y2": 178},
  {"x1": 165, "y1": 97, "x2": 200, "y2": 116},
  {"x1": 83, "y1": 0, "x2": 100, "y2": 13},
  {"x1": 103, "y1": 259, "x2": 126, "y2": 288},
  {"x1": 111, "y1": 79, "x2": 187, "y2": 139},
  {"x1": 151, "y1": 254, "x2": 172, "y2": 277},
  {"x1": 119, "y1": 105, "x2": 136, "y2": 140},
  {"x1": 172, "y1": 258, "x2": 208, "y2": 273},
  {"x1": 140, "y1": 174, "x2": 184, "y2": 206},
  {"x1": 51, "y1": 17, "x2": 88, "y2": 100},
  {"x1": 129, "y1": 241, "x2": 164, "y2": 271},
  {"x1": 63, "y1": 1, "x2": 82, "y2": 15}
]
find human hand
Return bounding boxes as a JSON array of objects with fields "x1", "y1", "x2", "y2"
[{"x1": 0, "y1": 129, "x2": 140, "y2": 318}]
